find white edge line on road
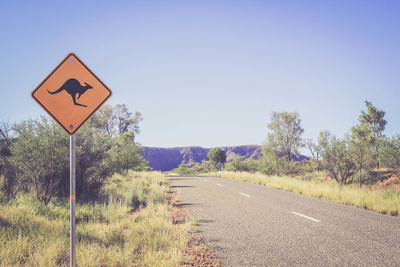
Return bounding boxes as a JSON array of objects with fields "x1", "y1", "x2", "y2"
[
  {"x1": 239, "y1": 192, "x2": 251, "y2": 198},
  {"x1": 291, "y1": 211, "x2": 320, "y2": 222},
  {"x1": 216, "y1": 183, "x2": 222, "y2": 186}
]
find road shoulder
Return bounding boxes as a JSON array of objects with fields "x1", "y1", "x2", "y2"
[{"x1": 168, "y1": 187, "x2": 222, "y2": 266}]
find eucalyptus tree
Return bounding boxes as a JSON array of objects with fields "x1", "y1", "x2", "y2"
[{"x1": 359, "y1": 100, "x2": 387, "y2": 168}]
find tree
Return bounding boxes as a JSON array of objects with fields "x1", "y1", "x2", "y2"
[
  {"x1": 3, "y1": 103, "x2": 147, "y2": 203},
  {"x1": 267, "y1": 112, "x2": 304, "y2": 162},
  {"x1": 243, "y1": 158, "x2": 259, "y2": 173},
  {"x1": 379, "y1": 135, "x2": 400, "y2": 171},
  {"x1": 350, "y1": 123, "x2": 376, "y2": 187},
  {"x1": 192, "y1": 160, "x2": 213, "y2": 173},
  {"x1": 264, "y1": 112, "x2": 304, "y2": 174},
  {"x1": 105, "y1": 131, "x2": 148, "y2": 173},
  {"x1": 319, "y1": 131, "x2": 357, "y2": 185},
  {"x1": 260, "y1": 141, "x2": 283, "y2": 175},
  {"x1": 74, "y1": 125, "x2": 113, "y2": 201},
  {"x1": 359, "y1": 101, "x2": 387, "y2": 138},
  {"x1": 232, "y1": 155, "x2": 247, "y2": 172},
  {"x1": 0, "y1": 121, "x2": 17, "y2": 202},
  {"x1": 10, "y1": 117, "x2": 69, "y2": 204},
  {"x1": 90, "y1": 104, "x2": 143, "y2": 139},
  {"x1": 76, "y1": 107, "x2": 147, "y2": 200},
  {"x1": 306, "y1": 138, "x2": 322, "y2": 172},
  {"x1": 207, "y1": 148, "x2": 226, "y2": 170},
  {"x1": 175, "y1": 164, "x2": 194, "y2": 176},
  {"x1": 89, "y1": 104, "x2": 116, "y2": 136},
  {"x1": 114, "y1": 104, "x2": 142, "y2": 136},
  {"x1": 359, "y1": 100, "x2": 387, "y2": 168}
]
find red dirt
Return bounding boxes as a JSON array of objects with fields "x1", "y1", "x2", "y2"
[
  {"x1": 167, "y1": 189, "x2": 222, "y2": 267},
  {"x1": 372, "y1": 176, "x2": 400, "y2": 190}
]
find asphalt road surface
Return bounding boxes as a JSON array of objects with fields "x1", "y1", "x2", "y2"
[{"x1": 169, "y1": 176, "x2": 400, "y2": 266}]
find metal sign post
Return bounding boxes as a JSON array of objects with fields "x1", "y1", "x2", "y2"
[
  {"x1": 31, "y1": 53, "x2": 112, "y2": 266},
  {"x1": 70, "y1": 135, "x2": 76, "y2": 267}
]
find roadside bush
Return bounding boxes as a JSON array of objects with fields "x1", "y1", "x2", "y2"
[
  {"x1": 231, "y1": 155, "x2": 247, "y2": 172},
  {"x1": 258, "y1": 146, "x2": 306, "y2": 176},
  {"x1": 301, "y1": 162, "x2": 314, "y2": 173},
  {"x1": 379, "y1": 135, "x2": 400, "y2": 171},
  {"x1": 0, "y1": 127, "x2": 17, "y2": 202},
  {"x1": 319, "y1": 132, "x2": 357, "y2": 185},
  {"x1": 105, "y1": 131, "x2": 148, "y2": 174},
  {"x1": 0, "y1": 165, "x2": 17, "y2": 202},
  {"x1": 172, "y1": 164, "x2": 195, "y2": 176},
  {"x1": 3, "y1": 104, "x2": 148, "y2": 204},
  {"x1": 10, "y1": 117, "x2": 69, "y2": 204},
  {"x1": 230, "y1": 155, "x2": 259, "y2": 173},
  {"x1": 74, "y1": 126, "x2": 113, "y2": 202},
  {"x1": 191, "y1": 161, "x2": 213, "y2": 173},
  {"x1": 243, "y1": 158, "x2": 260, "y2": 173},
  {"x1": 350, "y1": 123, "x2": 376, "y2": 187},
  {"x1": 258, "y1": 145, "x2": 281, "y2": 175}
]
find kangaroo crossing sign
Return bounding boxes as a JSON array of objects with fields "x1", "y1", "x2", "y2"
[{"x1": 31, "y1": 53, "x2": 112, "y2": 135}]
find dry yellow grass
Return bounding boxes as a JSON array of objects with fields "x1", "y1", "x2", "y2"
[
  {"x1": 202, "y1": 171, "x2": 400, "y2": 217},
  {"x1": 0, "y1": 171, "x2": 191, "y2": 266}
]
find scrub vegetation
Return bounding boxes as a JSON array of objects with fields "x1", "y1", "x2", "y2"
[
  {"x1": 177, "y1": 101, "x2": 400, "y2": 217},
  {"x1": 0, "y1": 171, "x2": 191, "y2": 266},
  {"x1": 0, "y1": 104, "x2": 149, "y2": 204},
  {"x1": 0, "y1": 105, "x2": 194, "y2": 266},
  {"x1": 201, "y1": 171, "x2": 400, "y2": 217}
]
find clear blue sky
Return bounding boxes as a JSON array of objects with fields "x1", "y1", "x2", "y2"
[{"x1": 1, "y1": 0, "x2": 399, "y2": 148}]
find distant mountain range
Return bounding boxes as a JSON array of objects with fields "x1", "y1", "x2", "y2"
[{"x1": 141, "y1": 145, "x2": 309, "y2": 171}]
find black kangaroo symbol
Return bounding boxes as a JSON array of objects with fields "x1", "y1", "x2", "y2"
[{"x1": 47, "y1": 78, "x2": 93, "y2": 107}]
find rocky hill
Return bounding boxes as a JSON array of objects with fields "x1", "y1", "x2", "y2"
[
  {"x1": 141, "y1": 145, "x2": 310, "y2": 171},
  {"x1": 141, "y1": 145, "x2": 262, "y2": 171}
]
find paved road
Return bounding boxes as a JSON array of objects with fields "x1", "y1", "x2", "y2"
[{"x1": 169, "y1": 176, "x2": 400, "y2": 266}]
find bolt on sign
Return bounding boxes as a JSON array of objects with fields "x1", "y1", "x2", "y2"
[{"x1": 31, "y1": 53, "x2": 112, "y2": 135}]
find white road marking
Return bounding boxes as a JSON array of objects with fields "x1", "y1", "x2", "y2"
[
  {"x1": 216, "y1": 183, "x2": 222, "y2": 186},
  {"x1": 291, "y1": 211, "x2": 320, "y2": 222},
  {"x1": 239, "y1": 192, "x2": 251, "y2": 198},
  {"x1": 203, "y1": 178, "x2": 208, "y2": 181}
]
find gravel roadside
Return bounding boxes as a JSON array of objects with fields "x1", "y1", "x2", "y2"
[{"x1": 168, "y1": 188, "x2": 222, "y2": 266}]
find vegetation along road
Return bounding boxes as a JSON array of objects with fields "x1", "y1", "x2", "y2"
[{"x1": 170, "y1": 176, "x2": 400, "y2": 266}]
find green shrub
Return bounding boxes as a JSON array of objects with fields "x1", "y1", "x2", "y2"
[{"x1": 172, "y1": 164, "x2": 195, "y2": 176}]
